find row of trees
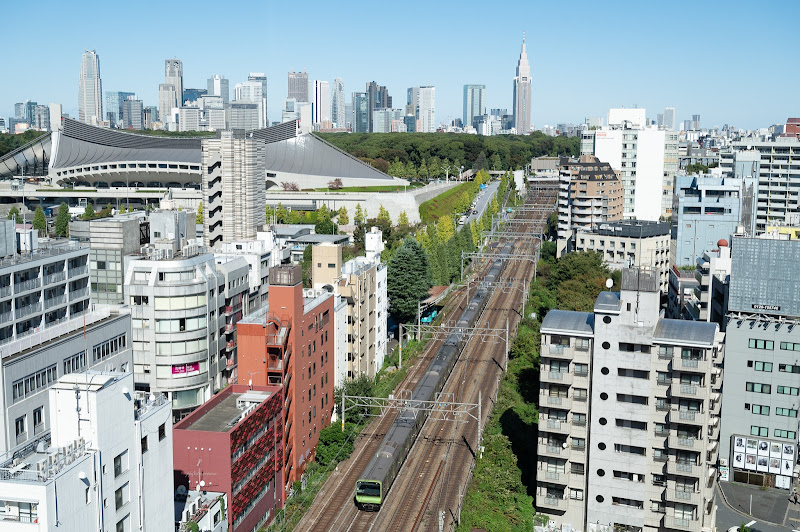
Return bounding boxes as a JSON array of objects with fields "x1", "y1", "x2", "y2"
[{"x1": 318, "y1": 131, "x2": 580, "y2": 174}]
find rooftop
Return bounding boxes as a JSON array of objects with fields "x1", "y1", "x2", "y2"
[
  {"x1": 183, "y1": 390, "x2": 271, "y2": 433},
  {"x1": 0, "y1": 433, "x2": 91, "y2": 484},
  {"x1": 653, "y1": 319, "x2": 717, "y2": 347},
  {"x1": 0, "y1": 241, "x2": 86, "y2": 269},
  {"x1": 293, "y1": 234, "x2": 349, "y2": 245},
  {"x1": 541, "y1": 310, "x2": 594, "y2": 335},
  {"x1": 594, "y1": 291, "x2": 621, "y2": 313},
  {"x1": 586, "y1": 220, "x2": 671, "y2": 238}
]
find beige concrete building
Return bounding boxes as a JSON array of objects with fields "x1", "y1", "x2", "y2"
[
  {"x1": 557, "y1": 155, "x2": 623, "y2": 256},
  {"x1": 573, "y1": 220, "x2": 671, "y2": 293},
  {"x1": 538, "y1": 269, "x2": 723, "y2": 532},
  {"x1": 312, "y1": 229, "x2": 388, "y2": 380}
]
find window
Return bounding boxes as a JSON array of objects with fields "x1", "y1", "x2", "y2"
[
  {"x1": 616, "y1": 419, "x2": 647, "y2": 430},
  {"x1": 15, "y1": 416, "x2": 25, "y2": 438},
  {"x1": 618, "y1": 368, "x2": 649, "y2": 379},
  {"x1": 114, "y1": 450, "x2": 128, "y2": 477},
  {"x1": 574, "y1": 363, "x2": 588, "y2": 376},
  {"x1": 754, "y1": 361, "x2": 773, "y2": 372},
  {"x1": 569, "y1": 488, "x2": 584, "y2": 500},
  {"x1": 33, "y1": 408, "x2": 43, "y2": 431},
  {"x1": 775, "y1": 429, "x2": 797, "y2": 440},
  {"x1": 657, "y1": 371, "x2": 671, "y2": 384},
  {"x1": 141, "y1": 436, "x2": 148, "y2": 454},
  {"x1": 573, "y1": 388, "x2": 588, "y2": 401},
  {"x1": 570, "y1": 462, "x2": 585, "y2": 475},
  {"x1": 779, "y1": 364, "x2": 800, "y2": 373},
  {"x1": 613, "y1": 470, "x2": 644, "y2": 482},
  {"x1": 751, "y1": 404, "x2": 769, "y2": 415},
  {"x1": 778, "y1": 386, "x2": 800, "y2": 395},
  {"x1": 746, "y1": 382, "x2": 771, "y2": 394},
  {"x1": 115, "y1": 486, "x2": 124, "y2": 510},
  {"x1": 614, "y1": 444, "x2": 645, "y2": 455},
  {"x1": 748, "y1": 339, "x2": 774, "y2": 350},
  {"x1": 750, "y1": 426, "x2": 769, "y2": 437},
  {"x1": 572, "y1": 438, "x2": 585, "y2": 450},
  {"x1": 617, "y1": 393, "x2": 648, "y2": 405},
  {"x1": 779, "y1": 342, "x2": 800, "y2": 351},
  {"x1": 158, "y1": 423, "x2": 166, "y2": 441},
  {"x1": 776, "y1": 408, "x2": 798, "y2": 418}
]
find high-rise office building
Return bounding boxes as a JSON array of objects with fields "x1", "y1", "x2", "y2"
[
  {"x1": 182, "y1": 88, "x2": 207, "y2": 105},
  {"x1": 78, "y1": 49, "x2": 103, "y2": 124},
  {"x1": 352, "y1": 92, "x2": 369, "y2": 133},
  {"x1": 159, "y1": 59, "x2": 183, "y2": 123},
  {"x1": 234, "y1": 78, "x2": 268, "y2": 128},
  {"x1": 288, "y1": 70, "x2": 309, "y2": 103},
  {"x1": 463, "y1": 84, "x2": 486, "y2": 130},
  {"x1": 663, "y1": 107, "x2": 676, "y2": 130},
  {"x1": 207, "y1": 74, "x2": 230, "y2": 105},
  {"x1": 692, "y1": 114, "x2": 701, "y2": 130},
  {"x1": 33, "y1": 105, "x2": 50, "y2": 131},
  {"x1": 331, "y1": 78, "x2": 345, "y2": 127},
  {"x1": 537, "y1": 268, "x2": 722, "y2": 532},
  {"x1": 408, "y1": 86, "x2": 435, "y2": 133},
  {"x1": 513, "y1": 34, "x2": 532, "y2": 134},
  {"x1": 366, "y1": 81, "x2": 391, "y2": 133},
  {"x1": 122, "y1": 98, "x2": 143, "y2": 130},
  {"x1": 105, "y1": 91, "x2": 135, "y2": 126},
  {"x1": 313, "y1": 80, "x2": 330, "y2": 125},
  {"x1": 158, "y1": 84, "x2": 177, "y2": 124},
  {"x1": 248, "y1": 73, "x2": 269, "y2": 126},
  {"x1": 14, "y1": 102, "x2": 25, "y2": 119}
]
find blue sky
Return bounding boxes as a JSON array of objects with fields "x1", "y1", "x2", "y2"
[{"x1": 3, "y1": 0, "x2": 796, "y2": 130}]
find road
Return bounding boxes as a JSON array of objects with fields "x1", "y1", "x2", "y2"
[{"x1": 464, "y1": 181, "x2": 499, "y2": 225}]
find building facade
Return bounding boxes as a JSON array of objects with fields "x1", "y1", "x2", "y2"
[
  {"x1": 463, "y1": 84, "x2": 486, "y2": 130},
  {"x1": 173, "y1": 384, "x2": 283, "y2": 532},
  {"x1": 573, "y1": 220, "x2": 671, "y2": 293},
  {"x1": 720, "y1": 236, "x2": 800, "y2": 490},
  {"x1": 556, "y1": 155, "x2": 623, "y2": 256},
  {"x1": 672, "y1": 174, "x2": 743, "y2": 267},
  {"x1": 537, "y1": 269, "x2": 722, "y2": 532},
  {"x1": 352, "y1": 92, "x2": 369, "y2": 134},
  {"x1": 288, "y1": 70, "x2": 309, "y2": 103},
  {"x1": 207, "y1": 75, "x2": 230, "y2": 105},
  {"x1": 513, "y1": 35, "x2": 531, "y2": 134},
  {"x1": 237, "y1": 265, "x2": 335, "y2": 488},
  {"x1": 202, "y1": 131, "x2": 267, "y2": 249},
  {"x1": 78, "y1": 49, "x2": 103, "y2": 125},
  {"x1": 331, "y1": 78, "x2": 345, "y2": 128}
]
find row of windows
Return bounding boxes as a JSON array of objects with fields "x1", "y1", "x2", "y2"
[
  {"x1": 93, "y1": 334, "x2": 127, "y2": 363},
  {"x1": 747, "y1": 382, "x2": 800, "y2": 395},
  {"x1": 749, "y1": 360, "x2": 800, "y2": 373},
  {"x1": 12, "y1": 365, "x2": 58, "y2": 402},
  {"x1": 64, "y1": 351, "x2": 87, "y2": 375},
  {"x1": 155, "y1": 339, "x2": 207, "y2": 356},
  {"x1": 749, "y1": 339, "x2": 774, "y2": 350}
]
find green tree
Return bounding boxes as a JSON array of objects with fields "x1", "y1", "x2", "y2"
[
  {"x1": 195, "y1": 202, "x2": 203, "y2": 224},
  {"x1": 398, "y1": 211, "x2": 409, "y2": 228},
  {"x1": 302, "y1": 244, "x2": 313, "y2": 287},
  {"x1": 419, "y1": 159, "x2": 428, "y2": 181},
  {"x1": 354, "y1": 204, "x2": 365, "y2": 226},
  {"x1": 337, "y1": 206, "x2": 349, "y2": 225},
  {"x1": 334, "y1": 374, "x2": 376, "y2": 420},
  {"x1": 473, "y1": 151, "x2": 488, "y2": 171},
  {"x1": 275, "y1": 203, "x2": 288, "y2": 223},
  {"x1": 377, "y1": 205, "x2": 391, "y2": 226},
  {"x1": 490, "y1": 153, "x2": 503, "y2": 171},
  {"x1": 387, "y1": 238, "x2": 432, "y2": 323},
  {"x1": 83, "y1": 204, "x2": 95, "y2": 220},
  {"x1": 686, "y1": 163, "x2": 709, "y2": 175},
  {"x1": 32, "y1": 206, "x2": 46, "y2": 236},
  {"x1": 315, "y1": 423, "x2": 358, "y2": 467},
  {"x1": 388, "y1": 157, "x2": 404, "y2": 177},
  {"x1": 55, "y1": 202, "x2": 70, "y2": 237},
  {"x1": 436, "y1": 215, "x2": 455, "y2": 243},
  {"x1": 7, "y1": 206, "x2": 21, "y2": 224},
  {"x1": 315, "y1": 205, "x2": 336, "y2": 235}
]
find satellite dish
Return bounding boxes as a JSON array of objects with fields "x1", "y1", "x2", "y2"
[
  {"x1": 605, "y1": 278, "x2": 613, "y2": 289},
  {"x1": 562, "y1": 442, "x2": 568, "y2": 449},
  {"x1": 199, "y1": 480, "x2": 205, "y2": 488}
]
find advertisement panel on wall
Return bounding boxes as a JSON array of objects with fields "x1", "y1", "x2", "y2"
[{"x1": 731, "y1": 435, "x2": 796, "y2": 477}]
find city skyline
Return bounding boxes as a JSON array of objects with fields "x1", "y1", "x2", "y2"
[{"x1": 2, "y1": 0, "x2": 797, "y2": 130}]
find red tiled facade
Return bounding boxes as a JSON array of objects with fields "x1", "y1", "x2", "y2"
[
  {"x1": 238, "y1": 265, "x2": 335, "y2": 490},
  {"x1": 173, "y1": 384, "x2": 284, "y2": 532}
]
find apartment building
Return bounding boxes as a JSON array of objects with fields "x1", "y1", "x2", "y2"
[
  {"x1": 671, "y1": 174, "x2": 743, "y2": 267},
  {"x1": 573, "y1": 220, "x2": 671, "y2": 293},
  {"x1": 720, "y1": 236, "x2": 800, "y2": 490},
  {"x1": 70, "y1": 212, "x2": 148, "y2": 304},
  {"x1": 237, "y1": 265, "x2": 335, "y2": 488},
  {"x1": 537, "y1": 269, "x2": 722, "y2": 532},
  {"x1": 666, "y1": 267, "x2": 699, "y2": 320},
  {"x1": 684, "y1": 242, "x2": 731, "y2": 330},
  {"x1": 582, "y1": 109, "x2": 679, "y2": 221},
  {"x1": 556, "y1": 155, "x2": 623, "y2": 257},
  {"x1": 719, "y1": 135, "x2": 800, "y2": 234},
  {"x1": 173, "y1": 384, "x2": 283, "y2": 532},
  {"x1": 0, "y1": 371, "x2": 173, "y2": 530},
  {"x1": 216, "y1": 235, "x2": 281, "y2": 312},
  {"x1": 124, "y1": 242, "x2": 249, "y2": 421},
  {"x1": 311, "y1": 230, "x2": 388, "y2": 380}
]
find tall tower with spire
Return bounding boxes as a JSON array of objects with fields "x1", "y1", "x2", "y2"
[{"x1": 513, "y1": 33, "x2": 532, "y2": 134}]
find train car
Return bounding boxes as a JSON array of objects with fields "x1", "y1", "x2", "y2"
[{"x1": 355, "y1": 244, "x2": 512, "y2": 510}]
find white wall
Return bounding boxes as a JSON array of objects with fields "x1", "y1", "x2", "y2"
[{"x1": 634, "y1": 129, "x2": 666, "y2": 221}]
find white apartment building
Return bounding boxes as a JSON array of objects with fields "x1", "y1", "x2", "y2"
[
  {"x1": 216, "y1": 234, "x2": 281, "y2": 312},
  {"x1": 202, "y1": 130, "x2": 267, "y2": 249},
  {"x1": 124, "y1": 244, "x2": 249, "y2": 420},
  {"x1": 582, "y1": 109, "x2": 679, "y2": 221},
  {"x1": 538, "y1": 269, "x2": 722, "y2": 532},
  {"x1": 0, "y1": 371, "x2": 173, "y2": 531}
]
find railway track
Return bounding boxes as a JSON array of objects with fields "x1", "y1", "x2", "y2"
[{"x1": 292, "y1": 187, "x2": 556, "y2": 532}]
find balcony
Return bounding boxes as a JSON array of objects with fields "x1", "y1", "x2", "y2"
[
  {"x1": 16, "y1": 302, "x2": 42, "y2": 319},
  {"x1": 667, "y1": 460, "x2": 698, "y2": 476},
  {"x1": 224, "y1": 323, "x2": 234, "y2": 334},
  {"x1": 226, "y1": 359, "x2": 234, "y2": 368},
  {"x1": 0, "y1": 310, "x2": 10, "y2": 324},
  {"x1": 538, "y1": 469, "x2": 567, "y2": 484},
  {"x1": 44, "y1": 271, "x2": 66, "y2": 285},
  {"x1": 545, "y1": 395, "x2": 572, "y2": 410},
  {"x1": 0, "y1": 285, "x2": 10, "y2": 298},
  {"x1": 45, "y1": 294, "x2": 67, "y2": 309},
  {"x1": 69, "y1": 265, "x2": 88, "y2": 278},
  {"x1": 669, "y1": 435, "x2": 702, "y2": 451},
  {"x1": 536, "y1": 491, "x2": 565, "y2": 510},
  {"x1": 665, "y1": 516, "x2": 697, "y2": 531},
  {"x1": 678, "y1": 357, "x2": 710, "y2": 372},
  {"x1": 543, "y1": 344, "x2": 572, "y2": 358},
  {"x1": 543, "y1": 419, "x2": 570, "y2": 435},
  {"x1": 70, "y1": 287, "x2": 89, "y2": 301},
  {"x1": 224, "y1": 305, "x2": 234, "y2": 316},
  {"x1": 672, "y1": 383, "x2": 699, "y2": 398},
  {"x1": 14, "y1": 278, "x2": 41, "y2": 293},
  {"x1": 225, "y1": 341, "x2": 235, "y2": 352},
  {"x1": 544, "y1": 370, "x2": 573, "y2": 385},
  {"x1": 671, "y1": 409, "x2": 704, "y2": 426},
  {"x1": 667, "y1": 488, "x2": 701, "y2": 505},
  {"x1": 539, "y1": 442, "x2": 565, "y2": 457}
]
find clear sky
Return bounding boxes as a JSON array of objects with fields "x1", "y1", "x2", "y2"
[{"x1": 3, "y1": 0, "x2": 796, "y2": 131}]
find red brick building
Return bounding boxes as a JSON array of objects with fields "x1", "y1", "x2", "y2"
[
  {"x1": 238, "y1": 264, "x2": 335, "y2": 490},
  {"x1": 785, "y1": 118, "x2": 800, "y2": 139},
  {"x1": 173, "y1": 384, "x2": 283, "y2": 532}
]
